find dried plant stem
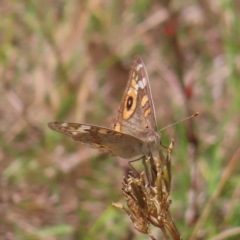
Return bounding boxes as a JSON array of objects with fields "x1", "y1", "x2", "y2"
[{"x1": 113, "y1": 141, "x2": 182, "y2": 240}]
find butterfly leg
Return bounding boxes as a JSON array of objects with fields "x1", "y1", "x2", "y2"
[
  {"x1": 160, "y1": 141, "x2": 168, "y2": 149},
  {"x1": 128, "y1": 156, "x2": 145, "y2": 178},
  {"x1": 160, "y1": 138, "x2": 174, "y2": 150},
  {"x1": 128, "y1": 155, "x2": 156, "y2": 186}
]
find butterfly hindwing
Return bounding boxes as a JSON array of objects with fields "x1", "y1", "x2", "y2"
[{"x1": 48, "y1": 122, "x2": 146, "y2": 159}]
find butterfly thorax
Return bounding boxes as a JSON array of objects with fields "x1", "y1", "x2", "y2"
[{"x1": 143, "y1": 130, "x2": 161, "y2": 155}]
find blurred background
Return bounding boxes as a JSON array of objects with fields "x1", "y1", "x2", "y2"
[{"x1": 1, "y1": 1, "x2": 240, "y2": 240}]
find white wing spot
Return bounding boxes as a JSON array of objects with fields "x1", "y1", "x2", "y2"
[
  {"x1": 138, "y1": 80, "x2": 144, "y2": 89},
  {"x1": 78, "y1": 125, "x2": 91, "y2": 132},
  {"x1": 72, "y1": 132, "x2": 78, "y2": 135},
  {"x1": 136, "y1": 63, "x2": 143, "y2": 71},
  {"x1": 142, "y1": 77, "x2": 146, "y2": 86},
  {"x1": 61, "y1": 123, "x2": 68, "y2": 127}
]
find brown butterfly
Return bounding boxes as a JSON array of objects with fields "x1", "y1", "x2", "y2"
[{"x1": 48, "y1": 56, "x2": 161, "y2": 159}]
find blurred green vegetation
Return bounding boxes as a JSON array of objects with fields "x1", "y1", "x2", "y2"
[{"x1": 1, "y1": 0, "x2": 240, "y2": 239}]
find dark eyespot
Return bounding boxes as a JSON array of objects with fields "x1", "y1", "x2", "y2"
[{"x1": 127, "y1": 96, "x2": 133, "y2": 110}]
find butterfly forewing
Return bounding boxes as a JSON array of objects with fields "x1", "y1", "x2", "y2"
[{"x1": 111, "y1": 56, "x2": 157, "y2": 141}]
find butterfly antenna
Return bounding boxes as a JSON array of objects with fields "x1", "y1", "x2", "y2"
[{"x1": 158, "y1": 112, "x2": 199, "y2": 132}]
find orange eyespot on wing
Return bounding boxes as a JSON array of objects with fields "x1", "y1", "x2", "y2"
[{"x1": 123, "y1": 87, "x2": 137, "y2": 120}]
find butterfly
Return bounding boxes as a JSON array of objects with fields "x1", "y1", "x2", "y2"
[{"x1": 48, "y1": 56, "x2": 161, "y2": 159}]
